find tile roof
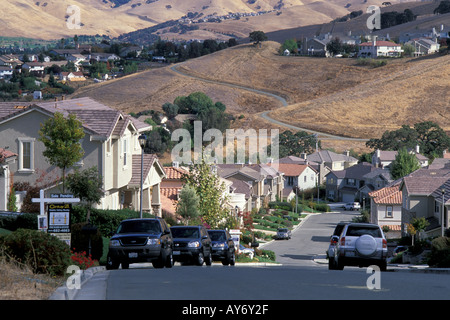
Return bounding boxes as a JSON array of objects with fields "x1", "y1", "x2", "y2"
[
  {"x1": 369, "y1": 185, "x2": 402, "y2": 204},
  {"x1": 129, "y1": 154, "x2": 161, "y2": 186},
  {"x1": 0, "y1": 148, "x2": 17, "y2": 163},
  {"x1": 307, "y1": 150, "x2": 357, "y2": 164},
  {"x1": 274, "y1": 163, "x2": 309, "y2": 176},
  {"x1": 164, "y1": 166, "x2": 188, "y2": 180}
]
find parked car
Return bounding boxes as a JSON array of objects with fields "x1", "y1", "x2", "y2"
[
  {"x1": 276, "y1": 228, "x2": 291, "y2": 240},
  {"x1": 106, "y1": 218, "x2": 174, "y2": 270},
  {"x1": 330, "y1": 223, "x2": 388, "y2": 271},
  {"x1": 170, "y1": 225, "x2": 212, "y2": 266},
  {"x1": 327, "y1": 222, "x2": 348, "y2": 269},
  {"x1": 207, "y1": 229, "x2": 236, "y2": 266},
  {"x1": 344, "y1": 202, "x2": 361, "y2": 211}
]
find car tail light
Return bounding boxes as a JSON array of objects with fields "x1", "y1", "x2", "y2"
[
  {"x1": 382, "y1": 239, "x2": 387, "y2": 249},
  {"x1": 340, "y1": 237, "x2": 345, "y2": 246}
]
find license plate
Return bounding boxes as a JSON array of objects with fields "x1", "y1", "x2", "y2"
[
  {"x1": 173, "y1": 251, "x2": 180, "y2": 255},
  {"x1": 128, "y1": 252, "x2": 138, "y2": 258}
]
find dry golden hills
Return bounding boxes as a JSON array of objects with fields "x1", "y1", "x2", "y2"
[
  {"x1": 2, "y1": 0, "x2": 394, "y2": 40},
  {"x1": 71, "y1": 41, "x2": 450, "y2": 147}
]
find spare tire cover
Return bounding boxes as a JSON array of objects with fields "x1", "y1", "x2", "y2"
[{"x1": 355, "y1": 234, "x2": 377, "y2": 256}]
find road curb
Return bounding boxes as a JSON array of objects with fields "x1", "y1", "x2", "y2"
[{"x1": 49, "y1": 266, "x2": 106, "y2": 300}]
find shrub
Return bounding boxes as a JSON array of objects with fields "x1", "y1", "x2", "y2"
[
  {"x1": 428, "y1": 236, "x2": 450, "y2": 267},
  {"x1": 71, "y1": 222, "x2": 103, "y2": 261},
  {"x1": 70, "y1": 250, "x2": 98, "y2": 270},
  {"x1": 0, "y1": 213, "x2": 38, "y2": 231},
  {"x1": 0, "y1": 229, "x2": 71, "y2": 276},
  {"x1": 268, "y1": 201, "x2": 292, "y2": 211}
]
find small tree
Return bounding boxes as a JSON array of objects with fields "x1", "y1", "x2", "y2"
[
  {"x1": 249, "y1": 31, "x2": 267, "y2": 47},
  {"x1": 38, "y1": 112, "x2": 85, "y2": 192},
  {"x1": 390, "y1": 147, "x2": 420, "y2": 180},
  {"x1": 182, "y1": 156, "x2": 229, "y2": 228},
  {"x1": 66, "y1": 166, "x2": 104, "y2": 222},
  {"x1": 176, "y1": 184, "x2": 200, "y2": 225}
]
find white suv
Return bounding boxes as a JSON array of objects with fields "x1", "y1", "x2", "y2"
[{"x1": 330, "y1": 223, "x2": 388, "y2": 271}]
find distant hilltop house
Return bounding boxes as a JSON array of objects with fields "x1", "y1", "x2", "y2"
[
  {"x1": 0, "y1": 97, "x2": 166, "y2": 215},
  {"x1": 372, "y1": 147, "x2": 429, "y2": 170},
  {"x1": 59, "y1": 71, "x2": 86, "y2": 82},
  {"x1": 406, "y1": 38, "x2": 440, "y2": 56},
  {"x1": 358, "y1": 39, "x2": 403, "y2": 58}
]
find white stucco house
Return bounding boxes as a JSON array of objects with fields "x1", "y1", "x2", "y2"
[
  {"x1": 0, "y1": 97, "x2": 166, "y2": 216},
  {"x1": 358, "y1": 40, "x2": 403, "y2": 58}
]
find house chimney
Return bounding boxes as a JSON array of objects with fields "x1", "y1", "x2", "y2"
[
  {"x1": 373, "y1": 35, "x2": 377, "y2": 47},
  {"x1": 300, "y1": 152, "x2": 307, "y2": 160},
  {"x1": 172, "y1": 161, "x2": 179, "y2": 168},
  {"x1": 415, "y1": 145, "x2": 420, "y2": 154},
  {"x1": 344, "y1": 150, "x2": 350, "y2": 157}
]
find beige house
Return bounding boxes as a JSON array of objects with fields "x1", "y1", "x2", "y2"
[
  {"x1": 0, "y1": 97, "x2": 166, "y2": 216},
  {"x1": 369, "y1": 183, "x2": 402, "y2": 238}
]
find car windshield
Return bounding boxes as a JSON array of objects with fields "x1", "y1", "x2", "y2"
[
  {"x1": 346, "y1": 225, "x2": 382, "y2": 238},
  {"x1": 208, "y1": 231, "x2": 226, "y2": 241},
  {"x1": 171, "y1": 227, "x2": 200, "y2": 238},
  {"x1": 278, "y1": 228, "x2": 288, "y2": 232},
  {"x1": 117, "y1": 220, "x2": 161, "y2": 234}
]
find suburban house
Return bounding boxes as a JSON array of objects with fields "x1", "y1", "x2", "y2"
[
  {"x1": 21, "y1": 62, "x2": 45, "y2": 77},
  {"x1": 305, "y1": 150, "x2": 358, "y2": 183},
  {"x1": 59, "y1": 71, "x2": 86, "y2": 82},
  {"x1": 88, "y1": 53, "x2": 120, "y2": 63},
  {"x1": 400, "y1": 166, "x2": 450, "y2": 238},
  {"x1": 0, "y1": 97, "x2": 166, "y2": 216},
  {"x1": 0, "y1": 66, "x2": 14, "y2": 79},
  {"x1": 275, "y1": 163, "x2": 317, "y2": 201},
  {"x1": 0, "y1": 55, "x2": 23, "y2": 67},
  {"x1": 358, "y1": 39, "x2": 403, "y2": 58},
  {"x1": 304, "y1": 38, "x2": 331, "y2": 57},
  {"x1": 369, "y1": 183, "x2": 402, "y2": 238},
  {"x1": 406, "y1": 38, "x2": 440, "y2": 56},
  {"x1": 216, "y1": 163, "x2": 283, "y2": 213},
  {"x1": 325, "y1": 162, "x2": 379, "y2": 203},
  {"x1": 372, "y1": 147, "x2": 429, "y2": 169},
  {"x1": 159, "y1": 164, "x2": 188, "y2": 218},
  {"x1": 0, "y1": 148, "x2": 18, "y2": 211},
  {"x1": 359, "y1": 167, "x2": 393, "y2": 199}
]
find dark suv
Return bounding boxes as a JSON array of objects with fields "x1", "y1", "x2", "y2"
[
  {"x1": 207, "y1": 229, "x2": 236, "y2": 266},
  {"x1": 106, "y1": 218, "x2": 173, "y2": 270},
  {"x1": 170, "y1": 225, "x2": 212, "y2": 266}
]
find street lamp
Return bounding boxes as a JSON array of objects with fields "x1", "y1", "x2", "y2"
[
  {"x1": 138, "y1": 134, "x2": 147, "y2": 218},
  {"x1": 442, "y1": 188, "x2": 446, "y2": 237}
]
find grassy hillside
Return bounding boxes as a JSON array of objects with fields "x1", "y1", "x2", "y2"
[
  {"x1": 71, "y1": 41, "x2": 450, "y2": 149},
  {"x1": 1, "y1": 0, "x2": 400, "y2": 40}
]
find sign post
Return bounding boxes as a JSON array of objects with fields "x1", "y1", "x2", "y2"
[{"x1": 32, "y1": 190, "x2": 80, "y2": 246}]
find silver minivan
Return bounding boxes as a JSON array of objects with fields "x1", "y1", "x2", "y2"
[{"x1": 330, "y1": 223, "x2": 388, "y2": 271}]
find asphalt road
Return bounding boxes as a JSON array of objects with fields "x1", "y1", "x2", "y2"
[{"x1": 70, "y1": 209, "x2": 450, "y2": 303}]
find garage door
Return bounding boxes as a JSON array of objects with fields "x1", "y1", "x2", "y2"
[{"x1": 341, "y1": 192, "x2": 355, "y2": 203}]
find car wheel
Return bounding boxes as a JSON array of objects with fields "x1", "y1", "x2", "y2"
[
  {"x1": 196, "y1": 252, "x2": 204, "y2": 266},
  {"x1": 328, "y1": 257, "x2": 336, "y2": 270},
  {"x1": 336, "y1": 258, "x2": 344, "y2": 270},
  {"x1": 165, "y1": 252, "x2": 174, "y2": 268},
  {"x1": 106, "y1": 254, "x2": 119, "y2": 270},
  {"x1": 229, "y1": 252, "x2": 235, "y2": 266},
  {"x1": 205, "y1": 251, "x2": 212, "y2": 266}
]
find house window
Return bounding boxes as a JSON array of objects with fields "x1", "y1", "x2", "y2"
[
  {"x1": 435, "y1": 200, "x2": 440, "y2": 213},
  {"x1": 348, "y1": 178, "x2": 356, "y2": 186},
  {"x1": 304, "y1": 175, "x2": 307, "y2": 183},
  {"x1": 287, "y1": 176, "x2": 294, "y2": 186},
  {"x1": 328, "y1": 177, "x2": 334, "y2": 184},
  {"x1": 123, "y1": 139, "x2": 127, "y2": 166},
  {"x1": 18, "y1": 138, "x2": 34, "y2": 171},
  {"x1": 386, "y1": 206, "x2": 393, "y2": 218}
]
